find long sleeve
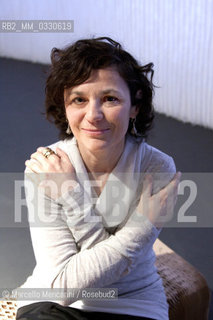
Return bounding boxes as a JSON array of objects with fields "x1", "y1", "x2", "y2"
[
  {"x1": 23, "y1": 171, "x2": 159, "y2": 306},
  {"x1": 54, "y1": 151, "x2": 177, "y2": 264},
  {"x1": 56, "y1": 181, "x2": 160, "y2": 270},
  {"x1": 22, "y1": 137, "x2": 176, "y2": 308}
]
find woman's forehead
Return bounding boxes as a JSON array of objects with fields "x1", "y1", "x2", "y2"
[{"x1": 64, "y1": 67, "x2": 129, "y2": 94}]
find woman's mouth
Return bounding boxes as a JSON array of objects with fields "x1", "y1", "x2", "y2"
[{"x1": 81, "y1": 128, "x2": 110, "y2": 135}]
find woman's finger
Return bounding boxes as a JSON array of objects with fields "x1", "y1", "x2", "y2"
[
  {"x1": 25, "y1": 159, "x2": 43, "y2": 173},
  {"x1": 55, "y1": 147, "x2": 70, "y2": 162},
  {"x1": 36, "y1": 147, "x2": 57, "y2": 159},
  {"x1": 33, "y1": 148, "x2": 60, "y2": 168},
  {"x1": 31, "y1": 151, "x2": 46, "y2": 165},
  {"x1": 37, "y1": 146, "x2": 52, "y2": 153},
  {"x1": 142, "y1": 174, "x2": 153, "y2": 198},
  {"x1": 160, "y1": 171, "x2": 181, "y2": 198}
]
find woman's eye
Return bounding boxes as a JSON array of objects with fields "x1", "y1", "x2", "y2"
[
  {"x1": 104, "y1": 96, "x2": 119, "y2": 103},
  {"x1": 72, "y1": 97, "x2": 85, "y2": 104}
]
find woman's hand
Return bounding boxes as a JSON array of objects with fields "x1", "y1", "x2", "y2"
[
  {"x1": 137, "y1": 172, "x2": 181, "y2": 228},
  {"x1": 25, "y1": 147, "x2": 77, "y2": 200}
]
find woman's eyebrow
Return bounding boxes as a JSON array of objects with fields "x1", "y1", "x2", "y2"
[
  {"x1": 67, "y1": 88, "x2": 122, "y2": 96},
  {"x1": 68, "y1": 90, "x2": 85, "y2": 96},
  {"x1": 101, "y1": 89, "x2": 121, "y2": 95}
]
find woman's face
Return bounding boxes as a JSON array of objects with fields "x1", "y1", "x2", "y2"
[{"x1": 64, "y1": 67, "x2": 138, "y2": 156}]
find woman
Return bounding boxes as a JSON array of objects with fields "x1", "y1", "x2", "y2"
[{"x1": 17, "y1": 37, "x2": 180, "y2": 320}]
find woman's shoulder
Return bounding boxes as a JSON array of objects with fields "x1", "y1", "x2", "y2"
[
  {"x1": 143, "y1": 142, "x2": 176, "y2": 173},
  {"x1": 24, "y1": 138, "x2": 76, "y2": 174},
  {"x1": 125, "y1": 135, "x2": 176, "y2": 174},
  {"x1": 141, "y1": 142, "x2": 177, "y2": 194},
  {"x1": 46, "y1": 137, "x2": 76, "y2": 153}
]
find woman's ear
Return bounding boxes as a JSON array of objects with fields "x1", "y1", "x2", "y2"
[
  {"x1": 64, "y1": 91, "x2": 67, "y2": 106},
  {"x1": 130, "y1": 105, "x2": 139, "y2": 118},
  {"x1": 130, "y1": 89, "x2": 142, "y2": 118},
  {"x1": 64, "y1": 87, "x2": 71, "y2": 107},
  {"x1": 136, "y1": 89, "x2": 142, "y2": 99}
]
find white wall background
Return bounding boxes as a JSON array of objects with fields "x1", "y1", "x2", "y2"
[{"x1": 1, "y1": 0, "x2": 213, "y2": 129}]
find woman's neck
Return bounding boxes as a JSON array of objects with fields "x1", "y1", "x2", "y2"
[
  {"x1": 78, "y1": 141, "x2": 125, "y2": 175},
  {"x1": 77, "y1": 139, "x2": 126, "y2": 197}
]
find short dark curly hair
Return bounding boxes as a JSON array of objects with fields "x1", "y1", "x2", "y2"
[{"x1": 45, "y1": 36, "x2": 155, "y2": 140}]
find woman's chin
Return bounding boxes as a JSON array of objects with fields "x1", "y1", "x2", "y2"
[{"x1": 82, "y1": 139, "x2": 109, "y2": 153}]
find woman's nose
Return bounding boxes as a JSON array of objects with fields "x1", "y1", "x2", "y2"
[{"x1": 85, "y1": 100, "x2": 104, "y2": 122}]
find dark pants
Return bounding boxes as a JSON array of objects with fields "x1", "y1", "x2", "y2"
[{"x1": 16, "y1": 302, "x2": 156, "y2": 320}]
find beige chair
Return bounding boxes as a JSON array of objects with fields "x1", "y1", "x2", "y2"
[{"x1": 0, "y1": 239, "x2": 210, "y2": 320}]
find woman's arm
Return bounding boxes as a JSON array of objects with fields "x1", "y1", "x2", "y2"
[
  {"x1": 24, "y1": 147, "x2": 180, "y2": 305},
  {"x1": 25, "y1": 173, "x2": 159, "y2": 284},
  {"x1": 57, "y1": 154, "x2": 179, "y2": 251},
  {"x1": 24, "y1": 172, "x2": 180, "y2": 307}
]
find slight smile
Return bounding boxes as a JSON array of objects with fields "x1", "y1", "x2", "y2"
[{"x1": 81, "y1": 128, "x2": 110, "y2": 135}]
